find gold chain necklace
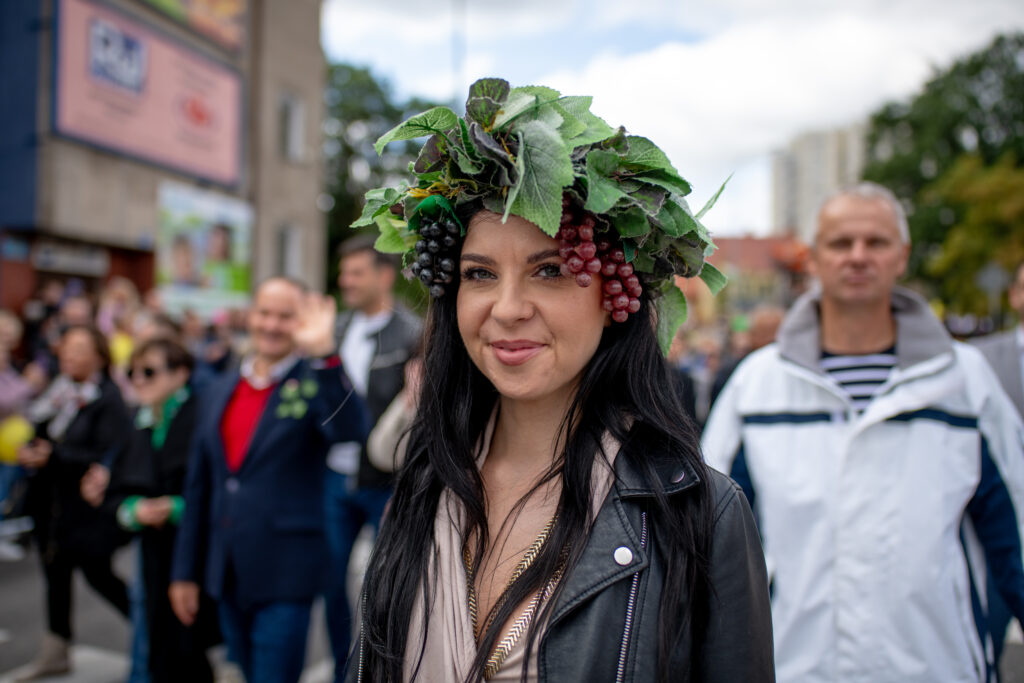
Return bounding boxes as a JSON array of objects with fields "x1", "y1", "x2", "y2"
[{"x1": 463, "y1": 516, "x2": 560, "y2": 679}]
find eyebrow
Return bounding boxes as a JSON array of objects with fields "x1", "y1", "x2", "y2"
[{"x1": 460, "y1": 249, "x2": 561, "y2": 266}]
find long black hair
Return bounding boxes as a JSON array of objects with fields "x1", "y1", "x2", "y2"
[{"x1": 357, "y1": 209, "x2": 715, "y2": 683}]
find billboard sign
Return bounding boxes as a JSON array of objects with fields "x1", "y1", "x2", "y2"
[
  {"x1": 55, "y1": 0, "x2": 242, "y2": 186},
  {"x1": 136, "y1": 0, "x2": 246, "y2": 52},
  {"x1": 157, "y1": 180, "x2": 252, "y2": 316}
]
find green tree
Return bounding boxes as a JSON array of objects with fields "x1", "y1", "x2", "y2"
[
  {"x1": 924, "y1": 153, "x2": 1024, "y2": 317},
  {"x1": 862, "y1": 33, "x2": 1024, "y2": 293},
  {"x1": 323, "y1": 64, "x2": 439, "y2": 305}
]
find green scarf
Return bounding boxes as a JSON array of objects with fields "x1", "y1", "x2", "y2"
[{"x1": 135, "y1": 386, "x2": 190, "y2": 450}]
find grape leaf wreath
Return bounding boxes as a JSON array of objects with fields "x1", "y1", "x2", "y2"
[{"x1": 352, "y1": 77, "x2": 727, "y2": 354}]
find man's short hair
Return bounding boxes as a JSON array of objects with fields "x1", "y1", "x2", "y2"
[
  {"x1": 132, "y1": 336, "x2": 195, "y2": 374},
  {"x1": 339, "y1": 234, "x2": 400, "y2": 271},
  {"x1": 818, "y1": 182, "x2": 910, "y2": 244},
  {"x1": 256, "y1": 275, "x2": 309, "y2": 295}
]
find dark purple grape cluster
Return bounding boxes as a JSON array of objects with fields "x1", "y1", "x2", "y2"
[
  {"x1": 556, "y1": 199, "x2": 643, "y2": 323},
  {"x1": 410, "y1": 215, "x2": 460, "y2": 297}
]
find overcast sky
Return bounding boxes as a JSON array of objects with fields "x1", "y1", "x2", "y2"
[{"x1": 321, "y1": 0, "x2": 1024, "y2": 237}]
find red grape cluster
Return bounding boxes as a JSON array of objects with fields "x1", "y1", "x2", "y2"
[{"x1": 556, "y1": 201, "x2": 643, "y2": 323}]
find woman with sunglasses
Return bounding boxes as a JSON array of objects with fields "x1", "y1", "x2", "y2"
[
  {"x1": 348, "y1": 80, "x2": 773, "y2": 682},
  {"x1": 107, "y1": 337, "x2": 216, "y2": 682}
]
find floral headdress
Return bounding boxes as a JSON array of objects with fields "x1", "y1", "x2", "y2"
[{"x1": 352, "y1": 78, "x2": 726, "y2": 353}]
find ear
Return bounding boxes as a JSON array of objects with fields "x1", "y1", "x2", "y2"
[{"x1": 895, "y1": 243, "x2": 911, "y2": 279}]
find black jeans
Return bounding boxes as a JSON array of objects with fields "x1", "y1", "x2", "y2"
[{"x1": 42, "y1": 546, "x2": 130, "y2": 639}]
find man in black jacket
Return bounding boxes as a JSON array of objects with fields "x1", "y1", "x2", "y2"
[{"x1": 326, "y1": 236, "x2": 421, "y2": 679}]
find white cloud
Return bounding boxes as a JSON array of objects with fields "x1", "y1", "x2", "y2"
[{"x1": 321, "y1": 0, "x2": 1024, "y2": 235}]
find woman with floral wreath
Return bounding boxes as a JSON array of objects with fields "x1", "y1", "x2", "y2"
[{"x1": 348, "y1": 79, "x2": 774, "y2": 683}]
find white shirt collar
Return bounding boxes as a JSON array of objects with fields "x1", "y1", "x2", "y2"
[{"x1": 240, "y1": 353, "x2": 299, "y2": 390}]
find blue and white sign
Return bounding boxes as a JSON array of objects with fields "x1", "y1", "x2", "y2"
[{"x1": 89, "y1": 18, "x2": 147, "y2": 93}]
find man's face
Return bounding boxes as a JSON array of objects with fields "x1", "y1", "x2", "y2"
[
  {"x1": 248, "y1": 280, "x2": 302, "y2": 362},
  {"x1": 339, "y1": 251, "x2": 390, "y2": 312},
  {"x1": 1008, "y1": 266, "x2": 1024, "y2": 319},
  {"x1": 810, "y1": 196, "x2": 910, "y2": 307}
]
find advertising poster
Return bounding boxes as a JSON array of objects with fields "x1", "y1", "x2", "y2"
[
  {"x1": 136, "y1": 0, "x2": 246, "y2": 51},
  {"x1": 157, "y1": 181, "x2": 252, "y2": 316},
  {"x1": 54, "y1": 0, "x2": 242, "y2": 186}
]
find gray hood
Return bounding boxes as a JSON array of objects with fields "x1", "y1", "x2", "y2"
[{"x1": 776, "y1": 284, "x2": 953, "y2": 373}]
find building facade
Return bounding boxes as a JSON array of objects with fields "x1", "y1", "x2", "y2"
[
  {"x1": 772, "y1": 123, "x2": 866, "y2": 243},
  {"x1": 0, "y1": 0, "x2": 325, "y2": 317}
]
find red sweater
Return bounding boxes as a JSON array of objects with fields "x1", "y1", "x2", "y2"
[{"x1": 220, "y1": 378, "x2": 276, "y2": 472}]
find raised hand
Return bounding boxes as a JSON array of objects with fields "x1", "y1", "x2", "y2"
[{"x1": 292, "y1": 292, "x2": 338, "y2": 358}]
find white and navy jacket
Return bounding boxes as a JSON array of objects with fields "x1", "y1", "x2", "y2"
[{"x1": 703, "y1": 286, "x2": 1024, "y2": 683}]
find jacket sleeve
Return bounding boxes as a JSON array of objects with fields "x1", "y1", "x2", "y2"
[
  {"x1": 701, "y1": 366, "x2": 758, "y2": 511},
  {"x1": 308, "y1": 357, "x2": 371, "y2": 447},
  {"x1": 966, "y1": 346, "x2": 1024, "y2": 620},
  {"x1": 700, "y1": 479, "x2": 775, "y2": 682},
  {"x1": 171, "y1": 423, "x2": 212, "y2": 584}
]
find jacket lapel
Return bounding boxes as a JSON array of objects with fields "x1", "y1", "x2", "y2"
[
  {"x1": 204, "y1": 371, "x2": 239, "y2": 475},
  {"x1": 236, "y1": 360, "x2": 304, "y2": 475}
]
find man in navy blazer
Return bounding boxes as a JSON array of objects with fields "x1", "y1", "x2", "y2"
[{"x1": 170, "y1": 277, "x2": 369, "y2": 683}]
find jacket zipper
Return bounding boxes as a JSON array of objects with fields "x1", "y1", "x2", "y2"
[
  {"x1": 615, "y1": 511, "x2": 647, "y2": 683},
  {"x1": 356, "y1": 591, "x2": 366, "y2": 683}
]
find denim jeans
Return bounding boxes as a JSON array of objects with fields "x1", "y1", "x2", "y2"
[
  {"x1": 323, "y1": 470, "x2": 391, "y2": 681},
  {"x1": 217, "y1": 595, "x2": 312, "y2": 683},
  {"x1": 127, "y1": 540, "x2": 150, "y2": 683}
]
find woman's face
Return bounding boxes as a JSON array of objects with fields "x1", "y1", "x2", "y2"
[
  {"x1": 59, "y1": 329, "x2": 101, "y2": 382},
  {"x1": 457, "y1": 212, "x2": 608, "y2": 406},
  {"x1": 130, "y1": 349, "x2": 188, "y2": 407}
]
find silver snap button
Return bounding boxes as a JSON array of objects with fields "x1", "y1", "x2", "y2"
[
  {"x1": 613, "y1": 546, "x2": 633, "y2": 566},
  {"x1": 226, "y1": 478, "x2": 240, "y2": 493},
  {"x1": 671, "y1": 470, "x2": 686, "y2": 484}
]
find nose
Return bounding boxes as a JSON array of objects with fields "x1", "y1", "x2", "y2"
[
  {"x1": 489, "y1": 277, "x2": 533, "y2": 326},
  {"x1": 848, "y1": 239, "x2": 870, "y2": 263}
]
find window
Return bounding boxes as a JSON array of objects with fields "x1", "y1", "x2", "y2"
[
  {"x1": 276, "y1": 224, "x2": 303, "y2": 278},
  {"x1": 279, "y1": 94, "x2": 306, "y2": 162}
]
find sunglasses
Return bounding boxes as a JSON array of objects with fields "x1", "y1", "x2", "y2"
[{"x1": 128, "y1": 366, "x2": 166, "y2": 382}]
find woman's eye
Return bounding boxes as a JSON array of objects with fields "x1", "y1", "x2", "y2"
[
  {"x1": 536, "y1": 263, "x2": 563, "y2": 279},
  {"x1": 461, "y1": 267, "x2": 495, "y2": 281}
]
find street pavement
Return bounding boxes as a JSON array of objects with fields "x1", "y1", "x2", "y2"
[{"x1": 2, "y1": 540, "x2": 1024, "y2": 681}]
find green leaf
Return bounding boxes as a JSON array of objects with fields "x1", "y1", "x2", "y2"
[
  {"x1": 626, "y1": 185, "x2": 667, "y2": 215},
  {"x1": 374, "y1": 107, "x2": 458, "y2": 155},
  {"x1": 466, "y1": 79, "x2": 510, "y2": 127},
  {"x1": 568, "y1": 111, "x2": 616, "y2": 148},
  {"x1": 655, "y1": 284, "x2": 688, "y2": 356},
  {"x1": 698, "y1": 262, "x2": 728, "y2": 295},
  {"x1": 492, "y1": 86, "x2": 563, "y2": 130},
  {"x1": 468, "y1": 78, "x2": 511, "y2": 103},
  {"x1": 656, "y1": 199, "x2": 699, "y2": 237},
  {"x1": 505, "y1": 120, "x2": 574, "y2": 235},
  {"x1": 413, "y1": 134, "x2": 445, "y2": 174},
  {"x1": 609, "y1": 206, "x2": 650, "y2": 238},
  {"x1": 632, "y1": 246, "x2": 655, "y2": 272},
  {"x1": 351, "y1": 186, "x2": 403, "y2": 228},
  {"x1": 372, "y1": 214, "x2": 412, "y2": 253},
  {"x1": 584, "y1": 149, "x2": 627, "y2": 214},
  {"x1": 512, "y1": 85, "x2": 561, "y2": 102},
  {"x1": 635, "y1": 169, "x2": 692, "y2": 197},
  {"x1": 696, "y1": 174, "x2": 731, "y2": 220},
  {"x1": 621, "y1": 136, "x2": 678, "y2": 173}
]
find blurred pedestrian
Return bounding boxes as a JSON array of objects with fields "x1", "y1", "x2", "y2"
[
  {"x1": 169, "y1": 277, "x2": 368, "y2": 683},
  {"x1": 325, "y1": 235, "x2": 421, "y2": 679},
  {"x1": 107, "y1": 337, "x2": 217, "y2": 683},
  {"x1": 708, "y1": 304, "x2": 784, "y2": 410},
  {"x1": 972, "y1": 259, "x2": 1024, "y2": 667},
  {"x1": 17, "y1": 325, "x2": 132, "y2": 680},
  {"x1": 703, "y1": 182, "x2": 1024, "y2": 683}
]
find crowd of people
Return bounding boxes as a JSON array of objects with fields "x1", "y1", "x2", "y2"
[{"x1": 1, "y1": 82, "x2": 1023, "y2": 683}]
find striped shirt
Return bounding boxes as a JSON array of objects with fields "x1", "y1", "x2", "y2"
[{"x1": 820, "y1": 346, "x2": 896, "y2": 413}]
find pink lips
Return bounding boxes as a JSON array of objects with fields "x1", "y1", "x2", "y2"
[{"x1": 490, "y1": 340, "x2": 544, "y2": 366}]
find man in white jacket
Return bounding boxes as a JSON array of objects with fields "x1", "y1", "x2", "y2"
[{"x1": 703, "y1": 182, "x2": 1024, "y2": 683}]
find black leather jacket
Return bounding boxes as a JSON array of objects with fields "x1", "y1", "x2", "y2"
[
  {"x1": 350, "y1": 447, "x2": 774, "y2": 682},
  {"x1": 535, "y1": 454, "x2": 774, "y2": 682}
]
